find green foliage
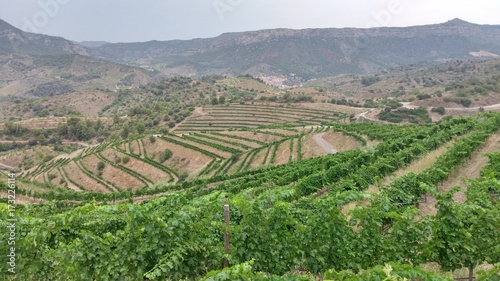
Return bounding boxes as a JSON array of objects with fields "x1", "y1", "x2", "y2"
[
  {"x1": 325, "y1": 263, "x2": 452, "y2": 281},
  {"x1": 477, "y1": 264, "x2": 500, "y2": 281},
  {"x1": 122, "y1": 155, "x2": 130, "y2": 164},
  {"x1": 97, "y1": 161, "x2": 105, "y2": 171},
  {"x1": 378, "y1": 106, "x2": 432, "y2": 124},
  {"x1": 431, "y1": 106, "x2": 446, "y2": 115},
  {"x1": 159, "y1": 148, "x2": 173, "y2": 163},
  {"x1": 361, "y1": 75, "x2": 382, "y2": 87}
]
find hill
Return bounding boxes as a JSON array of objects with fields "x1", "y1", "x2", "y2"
[
  {"x1": 0, "y1": 19, "x2": 87, "y2": 56},
  {"x1": 0, "y1": 20, "x2": 160, "y2": 121},
  {"x1": 90, "y1": 19, "x2": 500, "y2": 86}
]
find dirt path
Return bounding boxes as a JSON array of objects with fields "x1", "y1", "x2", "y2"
[
  {"x1": 419, "y1": 131, "x2": 500, "y2": 216},
  {"x1": 401, "y1": 102, "x2": 500, "y2": 111},
  {"x1": 0, "y1": 162, "x2": 15, "y2": 170},
  {"x1": 313, "y1": 133, "x2": 337, "y2": 154}
]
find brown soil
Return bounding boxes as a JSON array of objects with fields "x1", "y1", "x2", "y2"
[
  {"x1": 274, "y1": 140, "x2": 292, "y2": 165},
  {"x1": 420, "y1": 131, "x2": 500, "y2": 216},
  {"x1": 248, "y1": 148, "x2": 269, "y2": 170},
  {"x1": 224, "y1": 131, "x2": 284, "y2": 143},
  {"x1": 206, "y1": 134, "x2": 262, "y2": 149},
  {"x1": 322, "y1": 130, "x2": 363, "y2": 152},
  {"x1": 100, "y1": 148, "x2": 172, "y2": 184},
  {"x1": 301, "y1": 134, "x2": 328, "y2": 159},
  {"x1": 167, "y1": 135, "x2": 232, "y2": 159},
  {"x1": 129, "y1": 140, "x2": 140, "y2": 155},
  {"x1": 64, "y1": 161, "x2": 110, "y2": 193},
  {"x1": 81, "y1": 154, "x2": 144, "y2": 191},
  {"x1": 259, "y1": 129, "x2": 299, "y2": 136},
  {"x1": 142, "y1": 137, "x2": 212, "y2": 176}
]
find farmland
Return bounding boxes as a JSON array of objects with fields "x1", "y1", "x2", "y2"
[
  {"x1": 1, "y1": 105, "x2": 500, "y2": 280},
  {"x1": 0, "y1": 66, "x2": 500, "y2": 281}
]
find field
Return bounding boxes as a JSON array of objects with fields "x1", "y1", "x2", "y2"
[
  {"x1": 10, "y1": 104, "x2": 360, "y2": 192},
  {"x1": 1, "y1": 104, "x2": 500, "y2": 281},
  {"x1": 2, "y1": 24, "x2": 500, "y2": 280}
]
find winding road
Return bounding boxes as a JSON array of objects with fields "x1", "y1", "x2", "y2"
[{"x1": 357, "y1": 102, "x2": 500, "y2": 123}]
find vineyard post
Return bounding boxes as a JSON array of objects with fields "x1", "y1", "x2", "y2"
[{"x1": 223, "y1": 204, "x2": 230, "y2": 268}]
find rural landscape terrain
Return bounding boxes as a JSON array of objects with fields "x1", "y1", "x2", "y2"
[{"x1": 0, "y1": 17, "x2": 500, "y2": 280}]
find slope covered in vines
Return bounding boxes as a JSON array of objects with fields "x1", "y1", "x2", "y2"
[{"x1": 1, "y1": 113, "x2": 500, "y2": 280}]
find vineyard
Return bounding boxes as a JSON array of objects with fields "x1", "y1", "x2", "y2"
[
  {"x1": 175, "y1": 104, "x2": 348, "y2": 132},
  {"x1": 1, "y1": 108, "x2": 500, "y2": 280},
  {"x1": 14, "y1": 104, "x2": 357, "y2": 194}
]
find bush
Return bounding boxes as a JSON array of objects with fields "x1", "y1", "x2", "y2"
[
  {"x1": 431, "y1": 106, "x2": 446, "y2": 115},
  {"x1": 159, "y1": 149, "x2": 173, "y2": 163},
  {"x1": 97, "y1": 161, "x2": 105, "y2": 171},
  {"x1": 122, "y1": 156, "x2": 130, "y2": 164},
  {"x1": 149, "y1": 135, "x2": 156, "y2": 143}
]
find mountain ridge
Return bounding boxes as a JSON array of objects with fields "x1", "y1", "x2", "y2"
[{"x1": 1, "y1": 18, "x2": 500, "y2": 86}]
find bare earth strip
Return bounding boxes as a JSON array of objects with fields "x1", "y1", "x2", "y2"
[
  {"x1": 248, "y1": 148, "x2": 269, "y2": 170},
  {"x1": 129, "y1": 141, "x2": 140, "y2": 155},
  {"x1": 205, "y1": 134, "x2": 262, "y2": 149},
  {"x1": 419, "y1": 131, "x2": 500, "y2": 216},
  {"x1": 224, "y1": 131, "x2": 284, "y2": 143},
  {"x1": 167, "y1": 135, "x2": 232, "y2": 159},
  {"x1": 322, "y1": 131, "x2": 363, "y2": 152},
  {"x1": 64, "y1": 161, "x2": 110, "y2": 193},
  {"x1": 143, "y1": 137, "x2": 213, "y2": 176},
  {"x1": 341, "y1": 138, "x2": 456, "y2": 216},
  {"x1": 100, "y1": 148, "x2": 172, "y2": 184},
  {"x1": 81, "y1": 154, "x2": 144, "y2": 191},
  {"x1": 313, "y1": 133, "x2": 337, "y2": 154},
  {"x1": 274, "y1": 140, "x2": 292, "y2": 165},
  {"x1": 57, "y1": 167, "x2": 81, "y2": 191},
  {"x1": 301, "y1": 134, "x2": 329, "y2": 159}
]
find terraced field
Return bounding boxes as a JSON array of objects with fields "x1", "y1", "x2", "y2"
[
  {"x1": 19, "y1": 104, "x2": 361, "y2": 192},
  {"x1": 174, "y1": 104, "x2": 346, "y2": 132}
]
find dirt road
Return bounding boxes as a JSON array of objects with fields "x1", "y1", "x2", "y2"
[{"x1": 313, "y1": 133, "x2": 337, "y2": 154}]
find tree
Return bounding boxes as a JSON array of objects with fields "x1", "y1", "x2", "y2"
[
  {"x1": 211, "y1": 96, "x2": 219, "y2": 105},
  {"x1": 159, "y1": 148, "x2": 173, "y2": 163},
  {"x1": 218, "y1": 96, "x2": 226, "y2": 104},
  {"x1": 431, "y1": 106, "x2": 446, "y2": 115}
]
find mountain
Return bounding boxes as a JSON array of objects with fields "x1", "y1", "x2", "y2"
[
  {"x1": 0, "y1": 19, "x2": 88, "y2": 56},
  {"x1": 75, "y1": 41, "x2": 112, "y2": 48},
  {"x1": 0, "y1": 19, "x2": 159, "y2": 120},
  {"x1": 90, "y1": 19, "x2": 500, "y2": 85}
]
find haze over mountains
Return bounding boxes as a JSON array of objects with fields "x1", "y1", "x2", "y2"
[{"x1": 1, "y1": 18, "x2": 500, "y2": 86}]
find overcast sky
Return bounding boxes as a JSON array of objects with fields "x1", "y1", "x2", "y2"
[{"x1": 0, "y1": 0, "x2": 499, "y2": 43}]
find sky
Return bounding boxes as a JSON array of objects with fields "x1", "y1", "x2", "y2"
[{"x1": 0, "y1": 0, "x2": 499, "y2": 43}]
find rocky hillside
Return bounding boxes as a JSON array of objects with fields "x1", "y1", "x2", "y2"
[{"x1": 91, "y1": 19, "x2": 500, "y2": 85}]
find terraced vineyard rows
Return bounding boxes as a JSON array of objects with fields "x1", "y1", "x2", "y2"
[
  {"x1": 175, "y1": 104, "x2": 345, "y2": 132},
  {"x1": 3, "y1": 113, "x2": 500, "y2": 281},
  {"x1": 18, "y1": 118, "x2": 358, "y2": 192}
]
